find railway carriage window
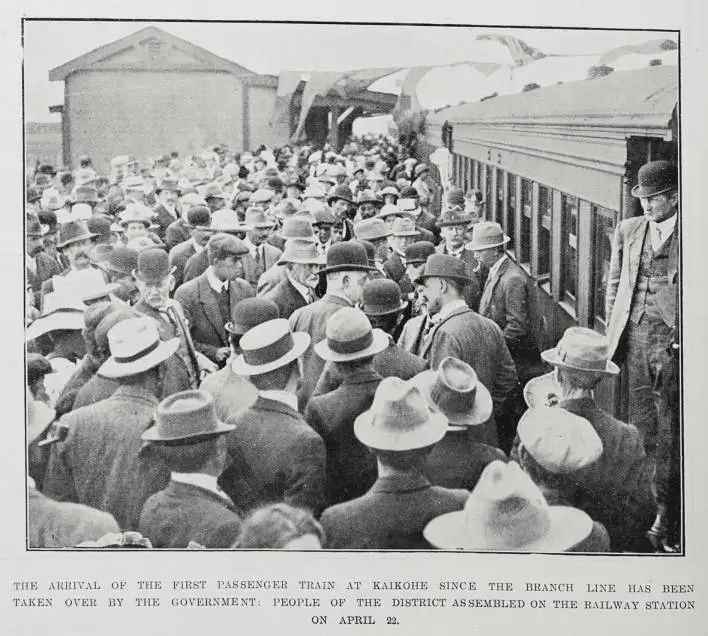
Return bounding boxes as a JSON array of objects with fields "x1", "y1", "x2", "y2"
[
  {"x1": 538, "y1": 185, "x2": 552, "y2": 283},
  {"x1": 560, "y1": 194, "x2": 579, "y2": 311},
  {"x1": 506, "y1": 174, "x2": 517, "y2": 259},
  {"x1": 520, "y1": 178, "x2": 532, "y2": 267},
  {"x1": 592, "y1": 206, "x2": 618, "y2": 326},
  {"x1": 495, "y1": 169, "x2": 504, "y2": 225}
]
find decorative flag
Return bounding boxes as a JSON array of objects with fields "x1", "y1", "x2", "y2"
[
  {"x1": 476, "y1": 33, "x2": 547, "y2": 66},
  {"x1": 598, "y1": 39, "x2": 678, "y2": 66}
]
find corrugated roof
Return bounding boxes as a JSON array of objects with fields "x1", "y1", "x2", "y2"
[{"x1": 427, "y1": 65, "x2": 677, "y2": 129}]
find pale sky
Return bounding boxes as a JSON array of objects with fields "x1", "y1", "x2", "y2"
[{"x1": 23, "y1": 21, "x2": 677, "y2": 121}]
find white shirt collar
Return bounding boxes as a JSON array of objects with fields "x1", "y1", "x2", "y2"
[
  {"x1": 286, "y1": 272, "x2": 312, "y2": 302},
  {"x1": 486, "y1": 253, "x2": 508, "y2": 283},
  {"x1": 432, "y1": 298, "x2": 468, "y2": 324},
  {"x1": 446, "y1": 243, "x2": 465, "y2": 258},
  {"x1": 649, "y1": 213, "x2": 677, "y2": 250},
  {"x1": 191, "y1": 237, "x2": 204, "y2": 254},
  {"x1": 171, "y1": 473, "x2": 231, "y2": 502},
  {"x1": 259, "y1": 389, "x2": 298, "y2": 411},
  {"x1": 206, "y1": 266, "x2": 228, "y2": 294}
]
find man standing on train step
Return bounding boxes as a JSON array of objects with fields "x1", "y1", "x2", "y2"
[{"x1": 606, "y1": 160, "x2": 679, "y2": 460}]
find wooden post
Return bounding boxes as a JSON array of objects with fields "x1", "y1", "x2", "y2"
[{"x1": 329, "y1": 106, "x2": 341, "y2": 149}]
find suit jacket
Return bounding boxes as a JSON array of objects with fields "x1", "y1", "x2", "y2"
[
  {"x1": 424, "y1": 306, "x2": 518, "y2": 423},
  {"x1": 168, "y1": 240, "x2": 197, "y2": 289},
  {"x1": 42, "y1": 385, "x2": 170, "y2": 530},
  {"x1": 182, "y1": 248, "x2": 209, "y2": 284},
  {"x1": 479, "y1": 257, "x2": 529, "y2": 343},
  {"x1": 433, "y1": 243, "x2": 482, "y2": 311},
  {"x1": 241, "y1": 244, "x2": 283, "y2": 290},
  {"x1": 220, "y1": 396, "x2": 326, "y2": 516},
  {"x1": 382, "y1": 252, "x2": 415, "y2": 298},
  {"x1": 164, "y1": 218, "x2": 191, "y2": 251},
  {"x1": 256, "y1": 263, "x2": 287, "y2": 295},
  {"x1": 27, "y1": 252, "x2": 63, "y2": 307},
  {"x1": 138, "y1": 480, "x2": 242, "y2": 548},
  {"x1": 174, "y1": 272, "x2": 254, "y2": 363},
  {"x1": 289, "y1": 294, "x2": 354, "y2": 409},
  {"x1": 305, "y1": 368, "x2": 382, "y2": 506},
  {"x1": 397, "y1": 313, "x2": 428, "y2": 357},
  {"x1": 152, "y1": 202, "x2": 179, "y2": 239},
  {"x1": 263, "y1": 275, "x2": 309, "y2": 319},
  {"x1": 606, "y1": 216, "x2": 679, "y2": 357},
  {"x1": 320, "y1": 473, "x2": 468, "y2": 549},
  {"x1": 199, "y1": 362, "x2": 259, "y2": 422},
  {"x1": 72, "y1": 372, "x2": 120, "y2": 410},
  {"x1": 28, "y1": 486, "x2": 120, "y2": 548}
]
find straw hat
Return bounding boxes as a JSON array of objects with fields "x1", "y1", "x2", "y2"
[
  {"x1": 541, "y1": 327, "x2": 619, "y2": 376},
  {"x1": 423, "y1": 460, "x2": 594, "y2": 552},
  {"x1": 314, "y1": 307, "x2": 388, "y2": 363},
  {"x1": 232, "y1": 318, "x2": 310, "y2": 376},
  {"x1": 523, "y1": 371, "x2": 561, "y2": 408},
  {"x1": 26, "y1": 292, "x2": 86, "y2": 341},
  {"x1": 54, "y1": 268, "x2": 120, "y2": 303}
]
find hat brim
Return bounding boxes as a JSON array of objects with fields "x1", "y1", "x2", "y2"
[
  {"x1": 354, "y1": 406, "x2": 447, "y2": 451},
  {"x1": 81, "y1": 283, "x2": 121, "y2": 302},
  {"x1": 437, "y1": 216, "x2": 475, "y2": 228},
  {"x1": 319, "y1": 263, "x2": 377, "y2": 276},
  {"x1": 57, "y1": 232, "x2": 99, "y2": 249},
  {"x1": 631, "y1": 184, "x2": 676, "y2": 198},
  {"x1": 98, "y1": 338, "x2": 180, "y2": 378},
  {"x1": 328, "y1": 196, "x2": 355, "y2": 205},
  {"x1": 411, "y1": 370, "x2": 493, "y2": 428},
  {"x1": 464, "y1": 235, "x2": 511, "y2": 252},
  {"x1": 313, "y1": 328, "x2": 389, "y2": 362},
  {"x1": 423, "y1": 505, "x2": 594, "y2": 552},
  {"x1": 393, "y1": 230, "x2": 420, "y2": 237},
  {"x1": 231, "y1": 332, "x2": 310, "y2": 376},
  {"x1": 141, "y1": 419, "x2": 235, "y2": 442},
  {"x1": 523, "y1": 371, "x2": 562, "y2": 409},
  {"x1": 362, "y1": 299, "x2": 408, "y2": 317},
  {"x1": 540, "y1": 348, "x2": 619, "y2": 376},
  {"x1": 26, "y1": 311, "x2": 85, "y2": 340},
  {"x1": 133, "y1": 266, "x2": 177, "y2": 283},
  {"x1": 413, "y1": 272, "x2": 471, "y2": 285},
  {"x1": 277, "y1": 254, "x2": 326, "y2": 266}
]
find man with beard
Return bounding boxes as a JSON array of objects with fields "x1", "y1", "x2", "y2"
[
  {"x1": 327, "y1": 185, "x2": 357, "y2": 240},
  {"x1": 354, "y1": 190, "x2": 383, "y2": 222},
  {"x1": 27, "y1": 217, "x2": 62, "y2": 309}
]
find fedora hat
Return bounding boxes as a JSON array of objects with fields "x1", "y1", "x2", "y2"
[
  {"x1": 523, "y1": 371, "x2": 561, "y2": 408},
  {"x1": 414, "y1": 254, "x2": 471, "y2": 285},
  {"x1": 355, "y1": 218, "x2": 391, "y2": 242},
  {"x1": 311, "y1": 207, "x2": 337, "y2": 227},
  {"x1": 277, "y1": 238, "x2": 326, "y2": 266},
  {"x1": 354, "y1": 377, "x2": 448, "y2": 451},
  {"x1": 319, "y1": 241, "x2": 376, "y2": 275},
  {"x1": 54, "y1": 268, "x2": 120, "y2": 303},
  {"x1": 26, "y1": 292, "x2": 86, "y2": 340},
  {"x1": 391, "y1": 217, "x2": 420, "y2": 237},
  {"x1": 437, "y1": 208, "x2": 475, "y2": 228},
  {"x1": 541, "y1": 327, "x2": 619, "y2": 376},
  {"x1": 141, "y1": 390, "x2": 234, "y2": 442},
  {"x1": 361, "y1": 279, "x2": 407, "y2": 316},
  {"x1": 314, "y1": 307, "x2": 389, "y2": 363},
  {"x1": 631, "y1": 160, "x2": 678, "y2": 198},
  {"x1": 376, "y1": 203, "x2": 405, "y2": 220},
  {"x1": 356, "y1": 190, "x2": 383, "y2": 208},
  {"x1": 411, "y1": 357, "x2": 493, "y2": 428},
  {"x1": 232, "y1": 318, "x2": 310, "y2": 376},
  {"x1": 464, "y1": 221, "x2": 510, "y2": 251},
  {"x1": 119, "y1": 203, "x2": 157, "y2": 228},
  {"x1": 327, "y1": 184, "x2": 355, "y2": 205},
  {"x1": 281, "y1": 216, "x2": 315, "y2": 240},
  {"x1": 243, "y1": 207, "x2": 276, "y2": 230},
  {"x1": 517, "y1": 406, "x2": 603, "y2": 474},
  {"x1": 204, "y1": 182, "x2": 227, "y2": 200},
  {"x1": 99, "y1": 316, "x2": 179, "y2": 378},
  {"x1": 56, "y1": 220, "x2": 98, "y2": 249},
  {"x1": 26, "y1": 389, "x2": 56, "y2": 446},
  {"x1": 405, "y1": 241, "x2": 436, "y2": 266},
  {"x1": 134, "y1": 247, "x2": 175, "y2": 284},
  {"x1": 272, "y1": 199, "x2": 301, "y2": 220},
  {"x1": 225, "y1": 297, "x2": 280, "y2": 336},
  {"x1": 423, "y1": 460, "x2": 594, "y2": 552}
]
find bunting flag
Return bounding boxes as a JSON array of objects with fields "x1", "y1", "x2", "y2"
[
  {"x1": 291, "y1": 71, "x2": 347, "y2": 142},
  {"x1": 476, "y1": 33, "x2": 547, "y2": 66},
  {"x1": 270, "y1": 70, "x2": 303, "y2": 129},
  {"x1": 598, "y1": 38, "x2": 678, "y2": 66}
]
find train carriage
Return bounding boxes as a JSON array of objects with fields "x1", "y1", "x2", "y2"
[{"x1": 423, "y1": 65, "x2": 679, "y2": 417}]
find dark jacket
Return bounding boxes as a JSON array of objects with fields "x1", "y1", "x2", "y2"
[
  {"x1": 321, "y1": 473, "x2": 468, "y2": 549},
  {"x1": 138, "y1": 480, "x2": 242, "y2": 548},
  {"x1": 164, "y1": 218, "x2": 191, "y2": 251},
  {"x1": 27, "y1": 252, "x2": 63, "y2": 308},
  {"x1": 382, "y1": 252, "x2": 414, "y2": 297},
  {"x1": 305, "y1": 368, "x2": 383, "y2": 506},
  {"x1": 182, "y1": 249, "x2": 209, "y2": 285},
  {"x1": 478, "y1": 257, "x2": 529, "y2": 344},
  {"x1": 241, "y1": 244, "x2": 283, "y2": 291},
  {"x1": 168, "y1": 240, "x2": 197, "y2": 290},
  {"x1": 72, "y1": 372, "x2": 120, "y2": 410},
  {"x1": 220, "y1": 396, "x2": 326, "y2": 516},
  {"x1": 263, "y1": 274, "x2": 309, "y2": 320},
  {"x1": 152, "y1": 202, "x2": 179, "y2": 239}
]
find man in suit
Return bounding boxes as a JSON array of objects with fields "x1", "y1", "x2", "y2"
[
  {"x1": 383, "y1": 217, "x2": 421, "y2": 297},
  {"x1": 606, "y1": 160, "x2": 679, "y2": 459},
  {"x1": 399, "y1": 186, "x2": 439, "y2": 243},
  {"x1": 354, "y1": 218, "x2": 392, "y2": 277},
  {"x1": 164, "y1": 193, "x2": 207, "y2": 250},
  {"x1": 152, "y1": 177, "x2": 180, "y2": 239},
  {"x1": 139, "y1": 390, "x2": 242, "y2": 548},
  {"x1": 220, "y1": 319, "x2": 326, "y2": 516},
  {"x1": 43, "y1": 317, "x2": 176, "y2": 530},
  {"x1": 289, "y1": 242, "x2": 374, "y2": 409},
  {"x1": 240, "y1": 208, "x2": 282, "y2": 290},
  {"x1": 327, "y1": 185, "x2": 357, "y2": 241},
  {"x1": 26, "y1": 217, "x2": 63, "y2": 309},
  {"x1": 415, "y1": 254, "x2": 518, "y2": 445},
  {"x1": 306, "y1": 307, "x2": 388, "y2": 505},
  {"x1": 174, "y1": 233, "x2": 254, "y2": 367},
  {"x1": 263, "y1": 239, "x2": 324, "y2": 319},
  {"x1": 168, "y1": 205, "x2": 213, "y2": 289},
  {"x1": 320, "y1": 377, "x2": 468, "y2": 549}
]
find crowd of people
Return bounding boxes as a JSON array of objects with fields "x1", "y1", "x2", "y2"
[{"x1": 24, "y1": 136, "x2": 680, "y2": 552}]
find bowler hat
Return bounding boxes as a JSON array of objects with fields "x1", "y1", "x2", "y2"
[
  {"x1": 541, "y1": 327, "x2": 619, "y2": 376},
  {"x1": 56, "y1": 220, "x2": 98, "y2": 249},
  {"x1": 411, "y1": 357, "x2": 493, "y2": 428},
  {"x1": 319, "y1": 241, "x2": 376, "y2": 275},
  {"x1": 517, "y1": 406, "x2": 603, "y2": 474},
  {"x1": 99, "y1": 317, "x2": 179, "y2": 378},
  {"x1": 225, "y1": 297, "x2": 280, "y2": 336},
  {"x1": 354, "y1": 377, "x2": 448, "y2": 451},
  {"x1": 361, "y1": 279, "x2": 407, "y2": 316},
  {"x1": 464, "y1": 221, "x2": 510, "y2": 251},
  {"x1": 437, "y1": 208, "x2": 475, "y2": 227},
  {"x1": 134, "y1": 247, "x2": 175, "y2": 283},
  {"x1": 405, "y1": 241, "x2": 436, "y2": 265},
  {"x1": 185, "y1": 205, "x2": 212, "y2": 229},
  {"x1": 631, "y1": 160, "x2": 678, "y2": 198},
  {"x1": 423, "y1": 460, "x2": 594, "y2": 552},
  {"x1": 391, "y1": 217, "x2": 420, "y2": 237},
  {"x1": 232, "y1": 318, "x2": 310, "y2": 376},
  {"x1": 107, "y1": 247, "x2": 139, "y2": 277},
  {"x1": 86, "y1": 215, "x2": 113, "y2": 243},
  {"x1": 141, "y1": 390, "x2": 234, "y2": 442},
  {"x1": 277, "y1": 238, "x2": 326, "y2": 266},
  {"x1": 355, "y1": 218, "x2": 391, "y2": 242},
  {"x1": 355, "y1": 240, "x2": 376, "y2": 268},
  {"x1": 314, "y1": 307, "x2": 389, "y2": 363},
  {"x1": 414, "y1": 254, "x2": 471, "y2": 285},
  {"x1": 399, "y1": 186, "x2": 419, "y2": 200},
  {"x1": 327, "y1": 184, "x2": 355, "y2": 205}
]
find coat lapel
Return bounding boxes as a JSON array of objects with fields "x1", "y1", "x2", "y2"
[
  {"x1": 626, "y1": 217, "x2": 648, "y2": 286},
  {"x1": 197, "y1": 274, "x2": 227, "y2": 343},
  {"x1": 479, "y1": 258, "x2": 508, "y2": 314},
  {"x1": 667, "y1": 224, "x2": 679, "y2": 283}
]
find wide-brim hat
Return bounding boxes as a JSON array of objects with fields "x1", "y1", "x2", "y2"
[
  {"x1": 523, "y1": 372, "x2": 561, "y2": 409},
  {"x1": 99, "y1": 335, "x2": 179, "y2": 379},
  {"x1": 277, "y1": 239, "x2": 326, "y2": 266},
  {"x1": 319, "y1": 242, "x2": 376, "y2": 275},
  {"x1": 26, "y1": 308, "x2": 86, "y2": 340},
  {"x1": 541, "y1": 327, "x2": 619, "y2": 376},
  {"x1": 232, "y1": 319, "x2": 310, "y2": 376},
  {"x1": 464, "y1": 221, "x2": 511, "y2": 251},
  {"x1": 411, "y1": 366, "x2": 493, "y2": 428},
  {"x1": 56, "y1": 221, "x2": 98, "y2": 249},
  {"x1": 354, "y1": 377, "x2": 448, "y2": 451},
  {"x1": 414, "y1": 254, "x2": 471, "y2": 285},
  {"x1": 354, "y1": 218, "x2": 392, "y2": 242},
  {"x1": 437, "y1": 209, "x2": 476, "y2": 227},
  {"x1": 631, "y1": 160, "x2": 678, "y2": 198},
  {"x1": 314, "y1": 322, "x2": 388, "y2": 363},
  {"x1": 327, "y1": 185, "x2": 355, "y2": 205}
]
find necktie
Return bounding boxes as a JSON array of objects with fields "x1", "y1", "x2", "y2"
[{"x1": 218, "y1": 284, "x2": 230, "y2": 323}]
